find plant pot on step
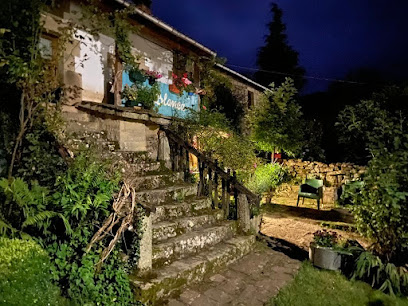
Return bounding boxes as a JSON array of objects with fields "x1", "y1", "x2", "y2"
[{"x1": 309, "y1": 243, "x2": 342, "y2": 270}]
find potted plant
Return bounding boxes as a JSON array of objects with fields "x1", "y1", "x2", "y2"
[
  {"x1": 121, "y1": 83, "x2": 160, "y2": 111},
  {"x1": 309, "y1": 229, "x2": 352, "y2": 271},
  {"x1": 144, "y1": 70, "x2": 162, "y2": 85},
  {"x1": 128, "y1": 67, "x2": 147, "y2": 84},
  {"x1": 170, "y1": 72, "x2": 194, "y2": 95}
]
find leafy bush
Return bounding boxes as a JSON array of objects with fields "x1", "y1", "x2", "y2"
[
  {"x1": 181, "y1": 108, "x2": 257, "y2": 172},
  {"x1": 246, "y1": 163, "x2": 287, "y2": 195},
  {"x1": 0, "y1": 238, "x2": 67, "y2": 305},
  {"x1": 248, "y1": 78, "x2": 303, "y2": 156},
  {"x1": 353, "y1": 251, "x2": 408, "y2": 296},
  {"x1": 0, "y1": 151, "x2": 140, "y2": 305},
  {"x1": 16, "y1": 126, "x2": 67, "y2": 188},
  {"x1": 350, "y1": 148, "x2": 408, "y2": 264},
  {"x1": 0, "y1": 178, "x2": 70, "y2": 239},
  {"x1": 47, "y1": 152, "x2": 138, "y2": 305},
  {"x1": 337, "y1": 85, "x2": 408, "y2": 265},
  {"x1": 338, "y1": 180, "x2": 364, "y2": 206}
]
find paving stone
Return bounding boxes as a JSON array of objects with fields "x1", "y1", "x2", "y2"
[
  {"x1": 203, "y1": 287, "x2": 233, "y2": 304},
  {"x1": 209, "y1": 274, "x2": 226, "y2": 283},
  {"x1": 234, "y1": 284, "x2": 266, "y2": 305},
  {"x1": 254, "y1": 279, "x2": 281, "y2": 296},
  {"x1": 179, "y1": 289, "x2": 201, "y2": 305},
  {"x1": 190, "y1": 294, "x2": 220, "y2": 306},
  {"x1": 167, "y1": 299, "x2": 186, "y2": 306},
  {"x1": 271, "y1": 265, "x2": 295, "y2": 275},
  {"x1": 215, "y1": 278, "x2": 244, "y2": 295}
]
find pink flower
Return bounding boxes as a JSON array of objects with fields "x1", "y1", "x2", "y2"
[
  {"x1": 253, "y1": 163, "x2": 257, "y2": 168},
  {"x1": 202, "y1": 105, "x2": 207, "y2": 110},
  {"x1": 182, "y1": 77, "x2": 192, "y2": 85},
  {"x1": 172, "y1": 72, "x2": 178, "y2": 79}
]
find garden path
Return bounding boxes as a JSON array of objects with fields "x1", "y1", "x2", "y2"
[{"x1": 166, "y1": 244, "x2": 300, "y2": 306}]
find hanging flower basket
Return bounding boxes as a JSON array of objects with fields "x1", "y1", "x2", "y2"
[{"x1": 129, "y1": 69, "x2": 146, "y2": 84}]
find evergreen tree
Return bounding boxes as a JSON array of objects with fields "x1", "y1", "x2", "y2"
[{"x1": 255, "y1": 3, "x2": 305, "y2": 90}]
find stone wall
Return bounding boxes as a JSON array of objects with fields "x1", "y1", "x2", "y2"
[
  {"x1": 63, "y1": 102, "x2": 172, "y2": 160},
  {"x1": 282, "y1": 159, "x2": 366, "y2": 187}
]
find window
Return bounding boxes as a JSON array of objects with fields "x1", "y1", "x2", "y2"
[
  {"x1": 248, "y1": 90, "x2": 254, "y2": 109},
  {"x1": 39, "y1": 37, "x2": 53, "y2": 59}
]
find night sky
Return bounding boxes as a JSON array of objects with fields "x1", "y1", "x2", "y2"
[{"x1": 151, "y1": 0, "x2": 408, "y2": 94}]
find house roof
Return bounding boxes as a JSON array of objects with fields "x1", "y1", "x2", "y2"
[
  {"x1": 114, "y1": 0, "x2": 216, "y2": 57},
  {"x1": 215, "y1": 64, "x2": 269, "y2": 92},
  {"x1": 114, "y1": 0, "x2": 267, "y2": 92}
]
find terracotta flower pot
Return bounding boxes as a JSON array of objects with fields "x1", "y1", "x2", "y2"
[{"x1": 169, "y1": 83, "x2": 180, "y2": 94}]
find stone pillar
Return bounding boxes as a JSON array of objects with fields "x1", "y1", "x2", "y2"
[
  {"x1": 237, "y1": 193, "x2": 251, "y2": 233},
  {"x1": 157, "y1": 130, "x2": 171, "y2": 168},
  {"x1": 137, "y1": 214, "x2": 152, "y2": 273}
]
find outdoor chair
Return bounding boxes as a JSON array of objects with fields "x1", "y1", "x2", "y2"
[{"x1": 296, "y1": 179, "x2": 324, "y2": 210}]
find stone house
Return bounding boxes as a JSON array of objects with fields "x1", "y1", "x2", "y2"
[
  {"x1": 41, "y1": 0, "x2": 265, "y2": 157},
  {"x1": 40, "y1": 2, "x2": 264, "y2": 303}
]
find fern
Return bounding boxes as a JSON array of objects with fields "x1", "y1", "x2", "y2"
[{"x1": 22, "y1": 211, "x2": 59, "y2": 228}]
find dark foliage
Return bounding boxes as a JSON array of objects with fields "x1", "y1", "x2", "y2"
[{"x1": 255, "y1": 3, "x2": 306, "y2": 90}]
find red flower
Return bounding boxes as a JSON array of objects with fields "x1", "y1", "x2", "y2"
[{"x1": 202, "y1": 105, "x2": 207, "y2": 110}]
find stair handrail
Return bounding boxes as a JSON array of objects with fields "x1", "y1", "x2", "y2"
[{"x1": 160, "y1": 126, "x2": 260, "y2": 221}]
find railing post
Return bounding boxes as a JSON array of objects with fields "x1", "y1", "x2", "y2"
[
  {"x1": 226, "y1": 169, "x2": 231, "y2": 219},
  {"x1": 137, "y1": 213, "x2": 152, "y2": 273},
  {"x1": 213, "y1": 160, "x2": 219, "y2": 209},
  {"x1": 170, "y1": 139, "x2": 176, "y2": 172},
  {"x1": 208, "y1": 166, "x2": 213, "y2": 208},
  {"x1": 233, "y1": 171, "x2": 238, "y2": 220},
  {"x1": 237, "y1": 193, "x2": 251, "y2": 233},
  {"x1": 197, "y1": 159, "x2": 204, "y2": 196}
]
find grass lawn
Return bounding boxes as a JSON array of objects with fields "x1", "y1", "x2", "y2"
[{"x1": 268, "y1": 262, "x2": 408, "y2": 306}]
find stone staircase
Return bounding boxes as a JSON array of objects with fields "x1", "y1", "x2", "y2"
[
  {"x1": 67, "y1": 129, "x2": 257, "y2": 305},
  {"x1": 125, "y1": 157, "x2": 256, "y2": 305}
]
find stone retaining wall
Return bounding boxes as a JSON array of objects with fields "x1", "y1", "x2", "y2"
[{"x1": 282, "y1": 159, "x2": 366, "y2": 187}]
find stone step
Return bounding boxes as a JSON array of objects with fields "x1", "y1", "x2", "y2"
[
  {"x1": 132, "y1": 235, "x2": 256, "y2": 305},
  {"x1": 152, "y1": 197, "x2": 212, "y2": 223},
  {"x1": 152, "y1": 210, "x2": 224, "y2": 243},
  {"x1": 126, "y1": 172, "x2": 184, "y2": 191},
  {"x1": 111, "y1": 151, "x2": 152, "y2": 163},
  {"x1": 135, "y1": 184, "x2": 197, "y2": 206},
  {"x1": 152, "y1": 222, "x2": 237, "y2": 268},
  {"x1": 119, "y1": 160, "x2": 163, "y2": 175}
]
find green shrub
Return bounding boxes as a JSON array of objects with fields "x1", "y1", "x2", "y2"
[
  {"x1": 338, "y1": 180, "x2": 364, "y2": 206},
  {"x1": 353, "y1": 251, "x2": 408, "y2": 296},
  {"x1": 0, "y1": 238, "x2": 67, "y2": 305},
  {"x1": 246, "y1": 163, "x2": 287, "y2": 195},
  {"x1": 181, "y1": 108, "x2": 257, "y2": 172},
  {"x1": 350, "y1": 148, "x2": 408, "y2": 264}
]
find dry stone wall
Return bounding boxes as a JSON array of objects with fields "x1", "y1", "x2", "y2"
[{"x1": 282, "y1": 159, "x2": 366, "y2": 187}]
